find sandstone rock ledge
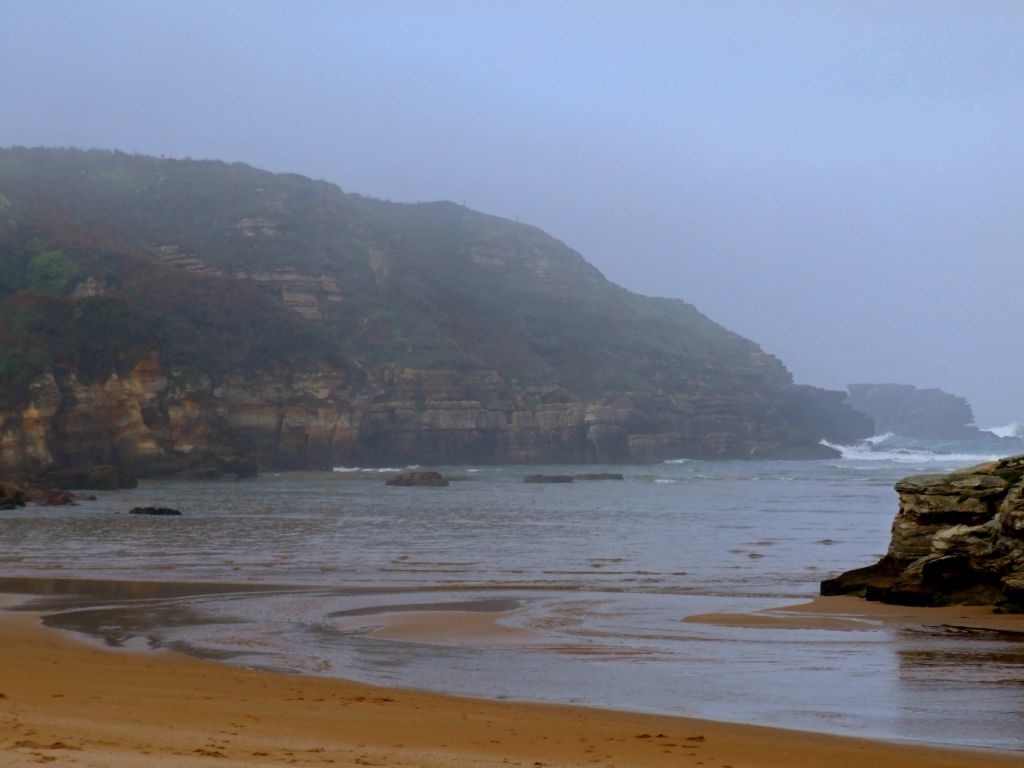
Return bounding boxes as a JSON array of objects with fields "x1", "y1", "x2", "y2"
[{"x1": 821, "y1": 455, "x2": 1024, "y2": 609}]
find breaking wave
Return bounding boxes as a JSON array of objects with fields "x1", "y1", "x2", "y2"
[
  {"x1": 821, "y1": 440, "x2": 1002, "y2": 465},
  {"x1": 819, "y1": 427, "x2": 1023, "y2": 465},
  {"x1": 333, "y1": 465, "x2": 421, "y2": 473},
  {"x1": 986, "y1": 421, "x2": 1022, "y2": 439}
]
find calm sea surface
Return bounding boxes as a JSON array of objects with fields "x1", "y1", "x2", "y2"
[{"x1": 3, "y1": 453, "x2": 1024, "y2": 751}]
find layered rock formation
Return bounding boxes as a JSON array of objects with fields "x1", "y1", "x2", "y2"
[
  {"x1": 822, "y1": 455, "x2": 1024, "y2": 609},
  {"x1": 0, "y1": 360, "x2": 865, "y2": 475},
  {"x1": 0, "y1": 148, "x2": 873, "y2": 476}
]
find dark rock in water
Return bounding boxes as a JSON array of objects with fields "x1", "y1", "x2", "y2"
[
  {"x1": 385, "y1": 470, "x2": 449, "y2": 487},
  {"x1": 0, "y1": 478, "x2": 102, "y2": 507},
  {"x1": 822, "y1": 454, "x2": 1024, "y2": 610},
  {"x1": 151, "y1": 450, "x2": 258, "y2": 481},
  {"x1": 574, "y1": 473, "x2": 624, "y2": 481},
  {"x1": 178, "y1": 451, "x2": 257, "y2": 480},
  {"x1": 129, "y1": 506, "x2": 182, "y2": 516},
  {"x1": 524, "y1": 474, "x2": 575, "y2": 484},
  {"x1": 0, "y1": 481, "x2": 26, "y2": 505},
  {"x1": 40, "y1": 490, "x2": 75, "y2": 506},
  {"x1": 845, "y1": 383, "x2": 987, "y2": 442},
  {"x1": 36, "y1": 465, "x2": 137, "y2": 490}
]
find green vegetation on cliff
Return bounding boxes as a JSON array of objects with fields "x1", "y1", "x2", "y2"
[
  {"x1": 0, "y1": 147, "x2": 782, "y2": 394},
  {"x1": 0, "y1": 215, "x2": 353, "y2": 409}
]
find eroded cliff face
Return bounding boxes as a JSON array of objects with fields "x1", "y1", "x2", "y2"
[
  {"x1": 0, "y1": 357, "x2": 861, "y2": 477},
  {"x1": 0, "y1": 148, "x2": 874, "y2": 476},
  {"x1": 821, "y1": 455, "x2": 1024, "y2": 609}
]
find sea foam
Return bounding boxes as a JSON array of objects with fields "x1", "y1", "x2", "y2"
[
  {"x1": 986, "y1": 421, "x2": 1022, "y2": 439},
  {"x1": 820, "y1": 438, "x2": 1001, "y2": 465}
]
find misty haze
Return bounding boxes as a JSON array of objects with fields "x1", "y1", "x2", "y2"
[{"x1": 1, "y1": 3, "x2": 1023, "y2": 767}]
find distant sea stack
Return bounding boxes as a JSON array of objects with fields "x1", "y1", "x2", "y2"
[
  {"x1": 846, "y1": 383, "x2": 986, "y2": 441},
  {"x1": 0, "y1": 148, "x2": 871, "y2": 477},
  {"x1": 822, "y1": 455, "x2": 1024, "y2": 609}
]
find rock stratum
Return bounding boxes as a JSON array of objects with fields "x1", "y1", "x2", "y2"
[
  {"x1": 822, "y1": 455, "x2": 1024, "y2": 609},
  {"x1": 0, "y1": 148, "x2": 871, "y2": 477}
]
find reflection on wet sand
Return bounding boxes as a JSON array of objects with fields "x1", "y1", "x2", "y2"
[
  {"x1": 5, "y1": 578, "x2": 1024, "y2": 750},
  {"x1": 0, "y1": 575, "x2": 301, "y2": 608}
]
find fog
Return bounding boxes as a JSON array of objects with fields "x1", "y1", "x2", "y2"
[{"x1": 1, "y1": 1, "x2": 1020, "y2": 425}]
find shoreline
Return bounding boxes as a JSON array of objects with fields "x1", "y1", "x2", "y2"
[{"x1": 2, "y1": 592, "x2": 1024, "y2": 766}]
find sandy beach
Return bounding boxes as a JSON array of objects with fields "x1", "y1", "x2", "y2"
[{"x1": 2, "y1": 594, "x2": 1022, "y2": 768}]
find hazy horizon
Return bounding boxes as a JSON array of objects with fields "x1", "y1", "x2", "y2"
[{"x1": 2, "y1": 1, "x2": 1020, "y2": 425}]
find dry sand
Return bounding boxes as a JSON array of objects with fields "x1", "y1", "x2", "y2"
[{"x1": 2, "y1": 595, "x2": 1022, "y2": 767}]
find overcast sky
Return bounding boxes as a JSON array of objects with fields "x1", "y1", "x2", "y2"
[{"x1": 2, "y1": 1, "x2": 1020, "y2": 425}]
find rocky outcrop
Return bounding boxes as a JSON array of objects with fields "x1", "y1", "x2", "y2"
[
  {"x1": 0, "y1": 478, "x2": 92, "y2": 507},
  {"x1": 385, "y1": 470, "x2": 449, "y2": 487},
  {"x1": 129, "y1": 506, "x2": 182, "y2": 516},
  {"x1": 155, "y1": 247, "x2": 345, "y2": 321},
  {"x1": 846, "y1": 383, "x2": 986, "y2": 441},
  {"x1": 822, "y1": 455, "x2": 1024, "y2": 609}
]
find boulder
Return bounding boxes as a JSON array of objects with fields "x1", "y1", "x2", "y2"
[
  {"x1": 385, "y1": 470, "x2": 449, "y2": 487},
  {"x1": 822, "y1": 454, "x2": 1024, "y2": 609}
]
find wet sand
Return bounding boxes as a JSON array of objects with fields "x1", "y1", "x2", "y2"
[
  {"x1": 2, "y1": 595, "x2": 1022, "y2": 767},
  {"x1": 333, "y1": 607, "x2": 537, "y2": 646},
  {"x1": 684, "y1": 594, "x2": 1024, "y2": 634}
]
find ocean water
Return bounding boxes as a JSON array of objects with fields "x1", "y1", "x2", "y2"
[{"x1": 3, "y1": 441, "x2": 1024, "y2": 751}]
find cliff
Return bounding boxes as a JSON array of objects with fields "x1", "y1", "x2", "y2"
[
  {"x1": 0, "y1": 148, "x2": 872, "y2": 476},
  {"x1": 821, "y1": 455, "x2": 1024, "y2": 609},
  {"x1": 846, "y1": 383, "x2": 985, "y2": 441}
]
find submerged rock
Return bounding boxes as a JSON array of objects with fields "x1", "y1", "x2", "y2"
[
  {"x1": 821, "y1": 454, "x2": 1024, "y2": 609},
  {"x1": 524, "y1": 474, "x2": 575, "y2": 484},
  {"x1": 574, "y1": 473, "x2": 624, "y2": 481},
  {"x1": 385, "y1": 470, "x2": 449, "y2": 487},
  {"x1": 129, "y1": 506, "x2": 183, "y2": 516}
]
